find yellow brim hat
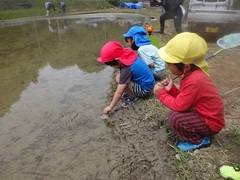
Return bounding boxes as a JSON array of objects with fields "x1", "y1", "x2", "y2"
[{"x1": 158, "y1": 32, "x2": 209, "y2": 76}]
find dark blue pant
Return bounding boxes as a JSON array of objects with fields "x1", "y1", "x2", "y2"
[
  {"x1": 61, "y1": 4, "x2": 66, "y2": 12},
  {"x1": 47, "y1": 3, "x2": 55, "y2": 11},
  {"x1": 160, "y1": 11, "x2": 183, "y2": 33}
]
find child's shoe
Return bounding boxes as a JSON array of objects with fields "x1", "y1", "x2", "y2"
[
  {"x1": 121, "y1": 96, "x2": 138, "y2": 108},
  {"x1": 177, "y1": 137, "x2": 211, "y2": 151},
  {"x1": 159, "y1": 28, "x2": 164, "y2": 34},
  {"x1": 219, "y1": 165, "x2": 240, "y2": 180},
  {"x1": 122, "y1": 92, "x2": 130, "y2": 100}
]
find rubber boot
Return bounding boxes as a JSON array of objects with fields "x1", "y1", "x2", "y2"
[{"x1": 159, "y1": 28, "x2": 164, "y2": 34}]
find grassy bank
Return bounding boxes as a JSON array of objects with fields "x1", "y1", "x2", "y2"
[{"x1": 0, "y1": 0, "x2": 113, "y2": 20}]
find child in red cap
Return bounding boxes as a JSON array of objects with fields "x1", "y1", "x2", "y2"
[
  {"x1": 97, "y1": 41, "x2": 155, "y2": 114},
  {"x1": 153, "y1": 32, "x2": 225, "y2": 151}
]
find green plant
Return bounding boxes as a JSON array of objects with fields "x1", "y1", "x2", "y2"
[
  {"x1": 147, "y1": 34, "x2": 161, "y2": 49},
  {"x1": 174, "y1": 151, "x2": 191, "y2": 166},
  {"x1": 144, "y1": 98, "x2": 169, "y2": 121}
]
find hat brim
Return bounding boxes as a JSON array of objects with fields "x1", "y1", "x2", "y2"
[
  {"x1": 158, "y1": 47, "x2": 180, "y2": 63},
  {"x1": 97, "y1": 48, "x2": 136, "y2": 66},
  {"x1": 97, "y1": 57, "x2": 104, "y2": 63},
  {"x1": 123, "y1": 33, "x2": 131, "y2": 37},
  {"x1": 158, "y1": 47, "x2": 209, "y2": 76}
]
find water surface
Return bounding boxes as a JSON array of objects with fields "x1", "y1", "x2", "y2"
[{"x1": 0, "y1": 13, "x2": 146, "y2": 179}]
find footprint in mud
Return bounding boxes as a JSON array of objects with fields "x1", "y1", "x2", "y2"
[
  {"x1": 58, "y1": 111, "x2": 79, "y2": 130},
  {"x1": 103, "y1": 101, "x2": 176, "y2": 179}
]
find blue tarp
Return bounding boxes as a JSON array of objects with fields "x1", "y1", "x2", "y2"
[{"x1": 119, "y1": 2, "x2": 143, "y2": 9}]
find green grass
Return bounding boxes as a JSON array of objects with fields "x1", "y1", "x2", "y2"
[
  {"x1": 0, "y1": 0, "x2": 114, "y2": 20},
  {"x1": 147, "y1": 34, "x2": 161, "y2": 49},
  {"x1": 0, "y1": 8, "x2": 44, "y2": 19}
]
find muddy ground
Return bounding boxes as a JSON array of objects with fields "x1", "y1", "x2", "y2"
[
  {"x1": 97, "y1": 8, "x2": 240, "y2": 180},
  {"x1": 1, "y1": 7, "x2": 239, "y2": 180}
]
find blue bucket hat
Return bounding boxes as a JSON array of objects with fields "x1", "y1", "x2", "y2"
[{"x1": 123, "y1": 26, "x2": 151, "y2": 47}]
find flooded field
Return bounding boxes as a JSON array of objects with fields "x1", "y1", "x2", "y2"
[{"x1": 0, "y1": 13, "x2": 146, "y2": 179}]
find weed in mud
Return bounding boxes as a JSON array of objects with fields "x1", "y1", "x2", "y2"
[
  {"x1": 174, "y1": 151, "x2": 191, "y2": 166},
  {"x1": 144, "y1": 98, "x2": 169, "y2": 120},
  {"x1": 225, "y1": 124, "x2": 240, "y2": 140}
]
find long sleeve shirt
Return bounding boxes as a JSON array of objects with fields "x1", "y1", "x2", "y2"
[
  {"x1": 157, "y1": 70, "x2": 225, "y2": 133},
  {"x1": 157, "y1": 0, "x2": 183, "y2": 14}
]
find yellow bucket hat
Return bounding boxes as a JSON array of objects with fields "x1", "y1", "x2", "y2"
[{"x1": 158, "y1": 32, "x2": 209, "y2": 76}]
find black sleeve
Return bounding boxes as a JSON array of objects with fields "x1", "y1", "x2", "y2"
[
  {"x1": 161, "y1": 0, "x2": 168, "y2": 9},
  {"x1": 152, "y1": 0, "x2": 162, "y2": 6},
  {"x1": 168, "y1": 0, "x2": 183, "y2": 11}
]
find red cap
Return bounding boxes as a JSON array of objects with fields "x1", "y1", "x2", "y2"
[{"x1": 97, "y1": 41, "x2": 136, "y2": 66}]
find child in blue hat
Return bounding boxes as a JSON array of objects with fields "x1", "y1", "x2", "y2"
[{"x1": 123, "y1": 26, "x2": 165, "y2": 80}]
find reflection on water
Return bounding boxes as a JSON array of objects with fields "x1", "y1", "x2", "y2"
[
  {"x1": 0, "y1": 13, "x2": 146, "y2": 117},
  {"x1": 47, "y1": 18, "x2": 70, "y2": 33},
  {"x1": 0, "y1": 13, "x2": 146, "y2": 179}
]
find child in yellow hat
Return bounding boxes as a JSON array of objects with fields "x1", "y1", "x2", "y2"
[{"x1": 153, "y1": 32, "x2": 225, "y2": 151}]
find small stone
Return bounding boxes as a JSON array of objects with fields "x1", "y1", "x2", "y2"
[
  {"x1": 101, "y1": 114, "x2": 109, "y2": 120},
  {"x1": 175, "y1": 154, "x2": 181, "y2": 161}
]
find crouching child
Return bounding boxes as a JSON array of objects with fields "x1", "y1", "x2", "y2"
[
  {"x1": 97, "y1": 41, "x2": 155, "y2": 114},
  {"x1": 153, "y1": 32, "x2": 225, "y2": 151}
]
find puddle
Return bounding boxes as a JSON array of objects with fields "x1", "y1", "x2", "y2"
[{"x1": 0, "y1": 13, "x2": 146, "y2": 179}]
